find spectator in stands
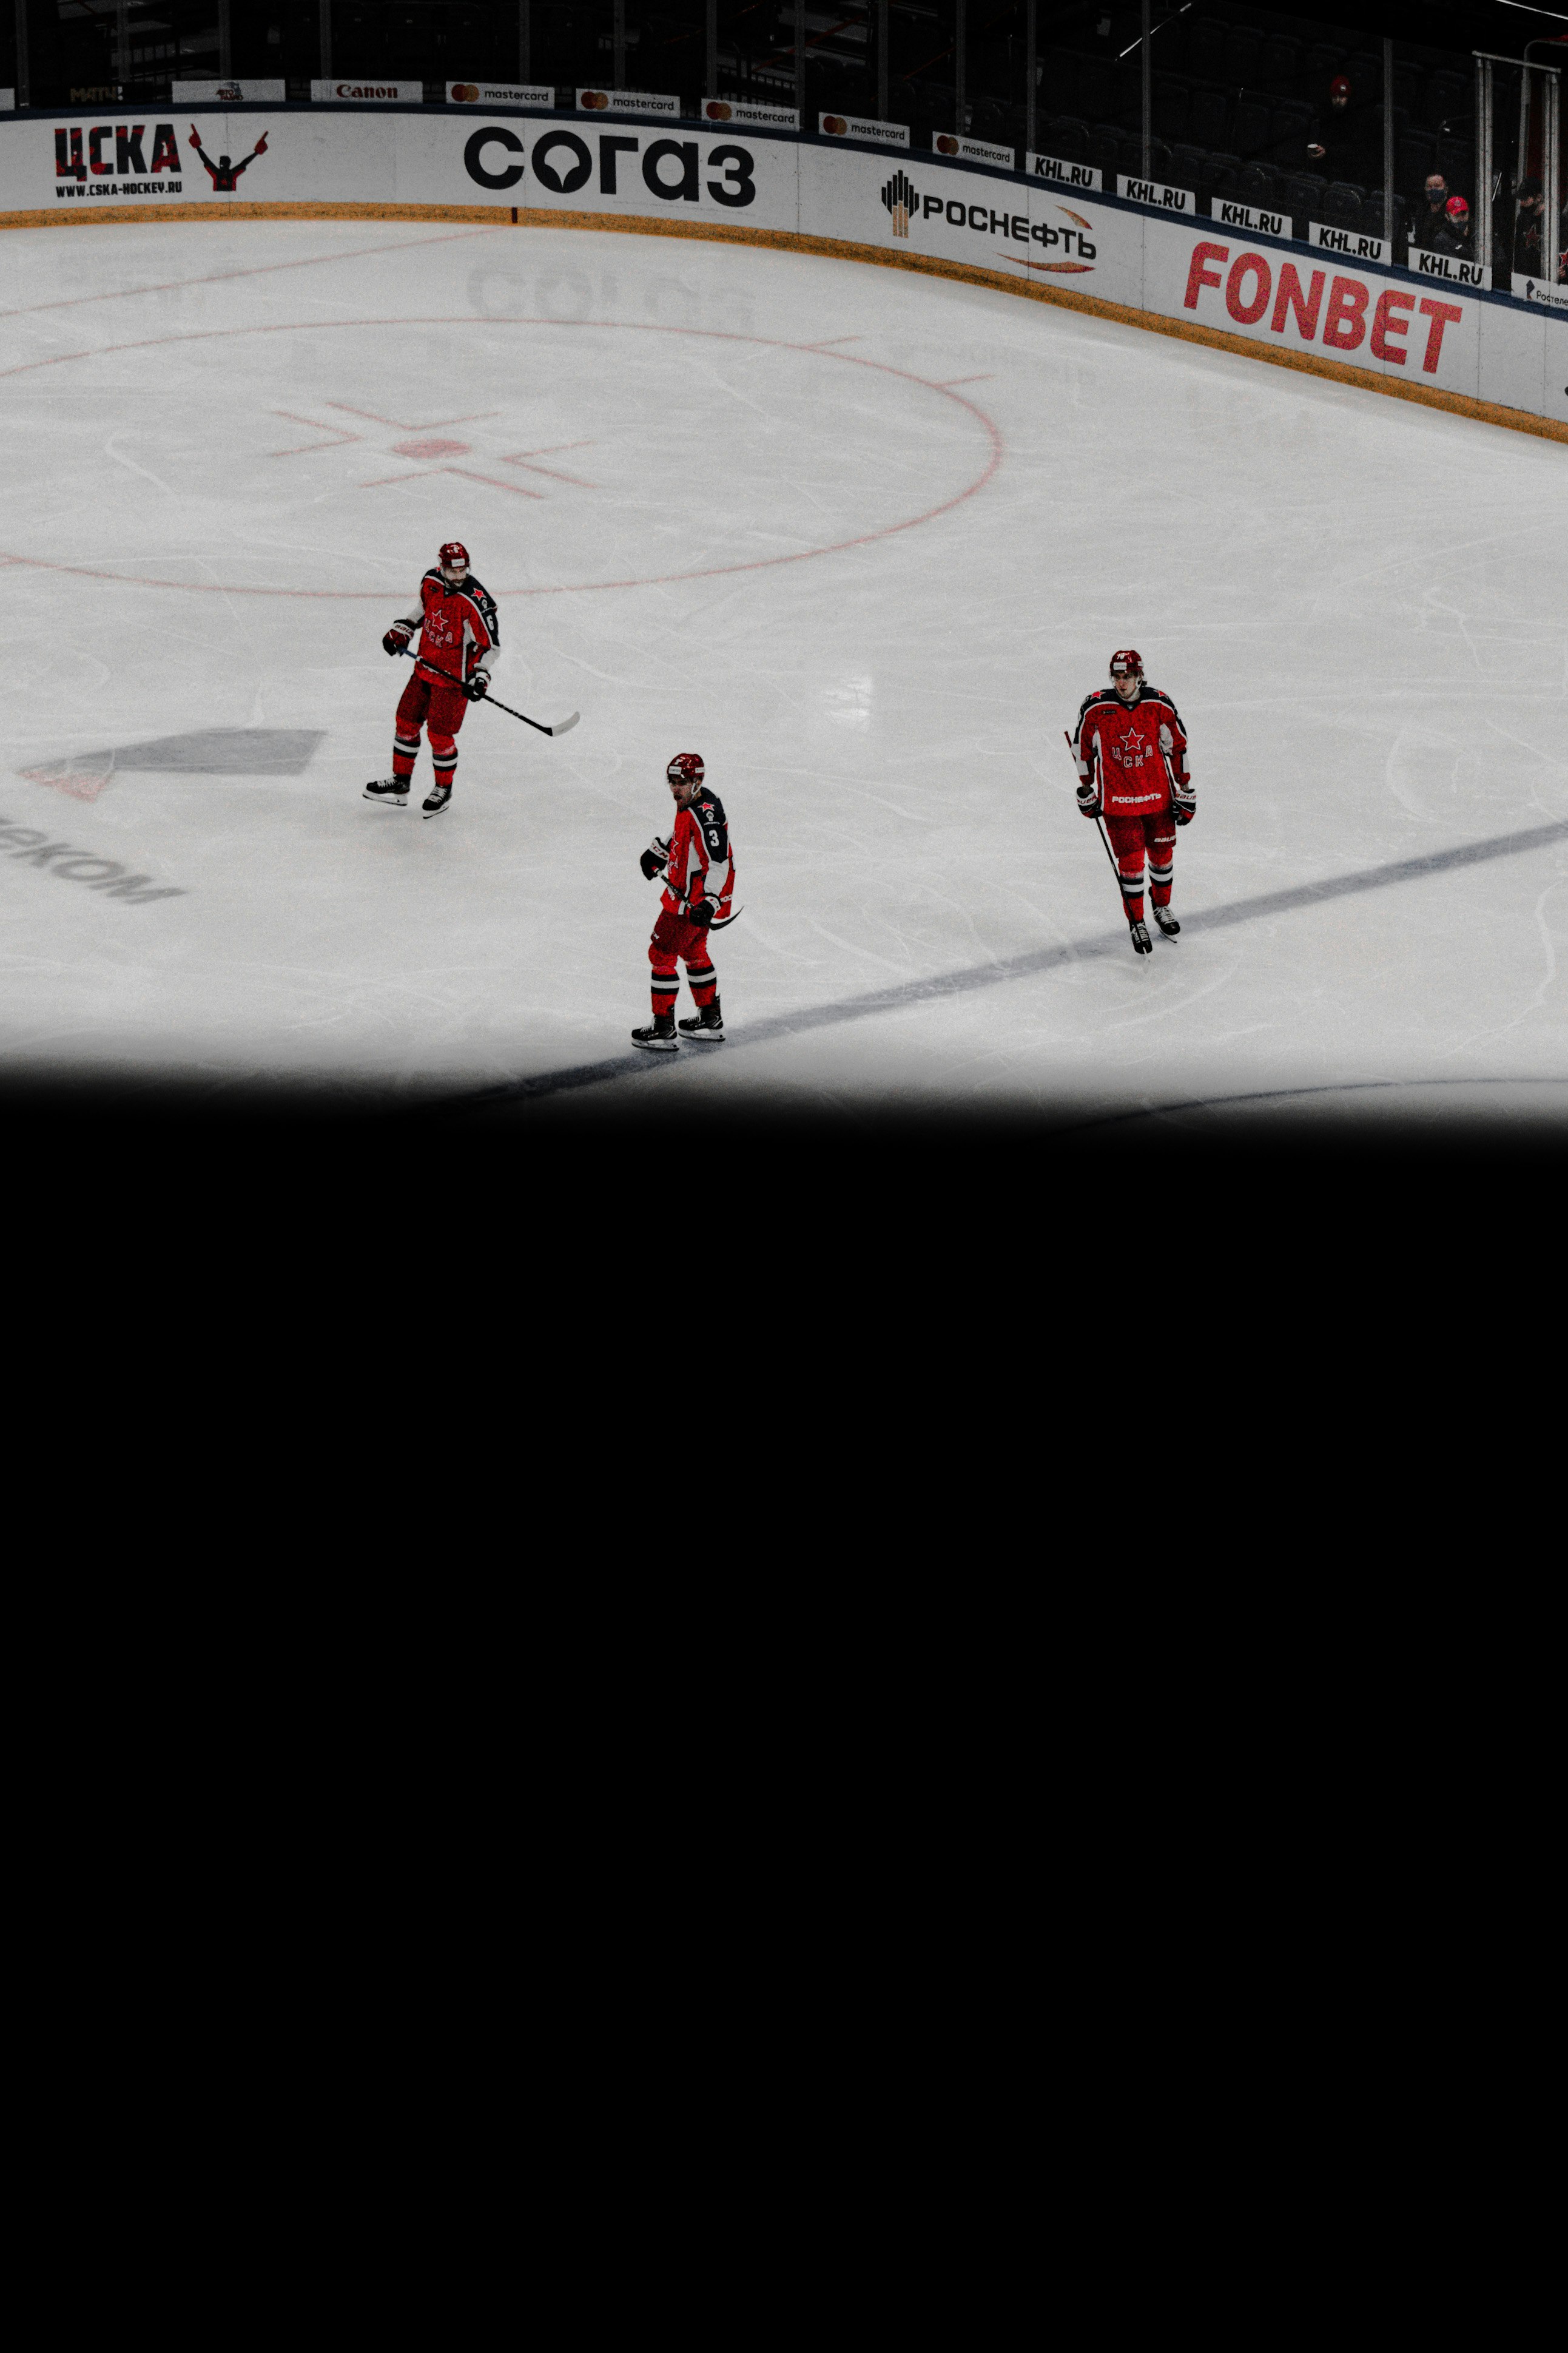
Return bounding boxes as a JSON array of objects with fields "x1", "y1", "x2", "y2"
[
  {"x1": 1513, "y1": 178, "x2": 1546, "y2": 276},
  {"x1": 1430, "y1": 194, "x2": 1473, "y2": 257},
  {"x1": 1305, "y1": 72, "x2": 1356, "y2": 178},
  {"x1": 1415, "y1": 170, "x2": 1452, "y2": 249}
]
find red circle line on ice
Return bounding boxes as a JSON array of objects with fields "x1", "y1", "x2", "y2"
[{"x1": 0, "y1": 317, "x2": 1003, "y2": 599}]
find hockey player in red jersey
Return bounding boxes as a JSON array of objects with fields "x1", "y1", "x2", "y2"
[
  {"x1": 631, "y1": 755, "x2": 736, "y2": 1050},
  {"x1": 364, "y1": 542, "x2": 500, "y2": 818},
  {"x1": 1071, "y1": 650, "x2": 1193, "y2": 954}
]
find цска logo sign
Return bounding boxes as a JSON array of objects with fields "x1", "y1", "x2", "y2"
[
  {"x1": 880, "y1": 168, "x2": 1096, "y2": 274},
  {"x1": 53, "y1": 118, "x2": 269, "y2": 198}
]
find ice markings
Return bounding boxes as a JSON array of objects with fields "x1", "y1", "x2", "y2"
[{"x1": 21, "y1": 728, "x2": 325, "y2": 800}]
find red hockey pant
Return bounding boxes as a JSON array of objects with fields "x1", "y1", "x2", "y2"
[
  {"x1": 649, "y1": 909, "x2": 718, "y2": 1017},
  {"x1": 394, "y1": 672, "x2": 468, "y2": 788},
  {"x1": 1104, "y1": 811, "x2": 1174, "y2": 925}
]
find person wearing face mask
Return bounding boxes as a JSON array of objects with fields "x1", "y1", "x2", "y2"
[
  {"x1": 1415, "y1": 172, "x2": 1453, "y2": 251},
  {"x1": 1430, "y1": 192, "x2": 1473, "y2": 257}
]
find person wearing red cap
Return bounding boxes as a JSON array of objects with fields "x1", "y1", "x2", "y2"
[
  {"x1": 365, "y1": 542, "x2": 500, "y2": 818},
  {"x1": 632, "y1": 755, "x2": 737, "y2": 1049},
  {"x1": 1070, "y1": 652, "x2": 1192, "y2": 957},
  {"x1": 1431, "y1": 192, "x2": 1473, "y2": 257}
]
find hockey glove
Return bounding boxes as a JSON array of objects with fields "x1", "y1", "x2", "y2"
[
  {"x1": 1075, "y1": 783, "x2": 1103, "y2": 820},
  {"x1": 688, "y1": 897, "x2": 718, "y2": 930},
  {"x1": 639, "y1": 837, "x2": 670, "y2": 881},
  {"x1": 1172, "y1": 789, "x2": 1196, "y2": 827},
  {"x1": 383, "y1": 626, "x2": 411, "y2": 657},
  {"x1": 465, "y1": 672, "x2": 490, "y2": 701}
]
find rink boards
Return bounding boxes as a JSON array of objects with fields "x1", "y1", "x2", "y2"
[{"x1": 2, "y1": 108, "x2": 1565, "y2": 438}]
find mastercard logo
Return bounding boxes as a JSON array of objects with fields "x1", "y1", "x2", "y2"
[
  {"x1": 582, "y1": 89, "x2": 610, "y2": 110},
  {"x1": 823, "y1": 115, "x2": 847, "y2": 135},
  {"x1": 705, "y1": 100, "x2": 732, "y2": 121},
  {"x1": 936, "y1": 133, "x2": 958, "y2": 155}
]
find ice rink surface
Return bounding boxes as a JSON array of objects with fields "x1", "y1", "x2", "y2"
[{"x1": 2, "y1": 217, "x2": 1564, "y2": 1126}]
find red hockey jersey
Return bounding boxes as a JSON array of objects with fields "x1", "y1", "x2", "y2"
[
  {"x1": 392, "y1": 569, "x2": 501, "y2": 687},
  {"x1": 662, "y1": 789, "x2": 736, "y2": 920},
  {"x1": 1072, "y1": 685, "x2": 1189, "y2": 815}
]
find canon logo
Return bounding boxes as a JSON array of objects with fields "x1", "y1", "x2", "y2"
[{"x1": 335, "y1": 83, "x2": 398, "y2": 99}]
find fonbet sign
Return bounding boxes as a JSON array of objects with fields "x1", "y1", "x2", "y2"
[{"x1": 0, "y1": 109, "x2": 1559, "y2": 427}]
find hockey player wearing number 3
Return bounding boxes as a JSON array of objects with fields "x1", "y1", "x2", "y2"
[
  {"x1": 1072, "y1": 650, "x2": 1193, "y2": 955},
  {"x1": 631, "y1": 755, "x2": 736, "y2": 1050}
]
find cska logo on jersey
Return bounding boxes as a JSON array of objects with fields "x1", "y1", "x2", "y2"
[{"x1": 1112, "y1": 721, "x2": 1150, "y2": 768}]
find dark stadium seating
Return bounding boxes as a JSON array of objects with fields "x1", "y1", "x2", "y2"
[
  {"x1": 1190, "y1": 18, "x2": 1229, "y2": 81},
  {"x1": 1270, "y1": 98, "x2": 1316, "y2": 149},
  {"x1": 1199, "y1": 150, "x2": 1241, "y2": 199},
  {"x1": 1360, "y1": 191, "x2": 1407, "y2": 241},
  {"x1": 1280, "y1": 170, "x2": 1326, "y2": 224},
  {"x1": 1398, "y1": 130, "x2": 1436, "y2": 191},
  {"x1": 1305, "y1": 42, "x2": 1345, "y2": 85},
  {"x1": 1042, "y1": 49, "x2": 1079, "y2": 115},
  {"x1": 1188, "y1": 86, "x2": 1230, "y2": 148},
  {"x1": 1169, "y1": 143, "x2": 1205, "y2": 194},
  {"x1": 1323, "y1": 180, "x2": 1365, "y2": 229},
  {"x1": 1223, "y1": 25, "x2": 1263, "y2": 84},
  {"x1": 1043, "y1": 115, "x2": 1091, "y2": 165},
  {"x1": 1076, "y1": 56, "x2": 1114, "y2": 120},
  {"x1": 1231, "y1": 94, "x2": 1272, "y2": 155},
  {"x1": 1088, "y1": 123, "x2": 1123, "y2": 181},
  {"x1": 1152, "y1": 73, "x2": 1191, "y2": 142},
  {"x1": 1435, "y1": 136, "x2": 1472, "y2": 191},
  {"x1": 1259, "y1": 34, "x2": 1302, "y2": 86},
  {"x1": 1424, "y1": 72, "x2": 1467, "y2": 132},
  {"x1": 1235, "y1": 160, "x2": 1284, "y2": 209}
]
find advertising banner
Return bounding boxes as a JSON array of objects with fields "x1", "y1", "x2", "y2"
[
  {"x1": 702, "y1": 96, "x2": 798, "y2": 130},
  {"x1": 446, "y1": 83, "x2": 553, "y2": 109},
  {"x1": 818, "y1": 113, "x2": 909, "y2": 149},
  {"x1": 1118, "y1": 174, "x2": 1193, "y2": 215},
  {"x1": 1309, "y1": 219, "x2": 1387, "y2": 268},
  {"x1": 442, "y1": 116, "x2": 798, "y2": 229},
  {"x1": 932, "y1": 131, "x2": 1015, "y2": 169},
  {"x1": 311, "y1": 81, "x2": 423, "y2": 104},
  {"x1": 173, "y1": 80, "x2": 285, "y2": 104},
  {"x1": 1407, "y1": 244, "x2": 1490, "y2": 294},
  {"x1": 1211, "y1": 194, "x2": 1286, "y2": 238},
  {"x1": 799, "y1": 142, "x2": 1141, "y2": 309},
  {"x1": 576, "y1": 89, "x2": 680, "y2": 119},
  {"x1": 1027, "y1": 151, "x2": 1101, "y2": 194},
  {"x1": 0, "y1": 107, "x2": 1557, "y2": 425},
  {"x1": 1149, "y1": 222, "x2": 1483, "y2": 399},
  {"x1": 2, "y1": 89, "x2": 18, "y2": 112}
]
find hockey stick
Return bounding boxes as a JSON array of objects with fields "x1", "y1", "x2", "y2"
[
  {"x1": 1063, "y1": 731, "x2": 1124, "y2": 892},
  {"x1": 398, "y1": 646, "x2": 579, "y2": 737},
  {"x1": 1063, "y1": 730, "x2": 1151, "y2": 963},
  {"x1": 653, "y1": 863, "x2": 744, "y2": 930}
]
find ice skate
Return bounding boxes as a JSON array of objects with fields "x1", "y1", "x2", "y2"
[
  {"x1": 1152, "y1": 906, "x2": 1180, "y2": 936},
  {"x1": 1128, "y1": 920, "x2": 1153, "y2": 956},
  {"x1": 678, "y1": 999, "x2": 725, "y2": 1042},
  {"x1": 631, "y1": 1015, "x2": 679, "y2": 1052},
  {"x1": 422, "y1": 782, "x2": 452, "y2": 819},
  {"x1": 363, "y1": 775, "x2": 408, "y2": 808}
]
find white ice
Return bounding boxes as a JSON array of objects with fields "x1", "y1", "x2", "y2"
[{"x1": 1, "y1": 217, "x2": 1564, "y2": 1122}]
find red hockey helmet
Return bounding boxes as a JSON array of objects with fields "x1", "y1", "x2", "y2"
[
  {"x1": 439, "y1": 540, "x2": 470, "y2": 575},
  {"x1": 1109, "y1": 649, "x2": 1144, "y2": 679},
  {"x1": 667, "y1": 753, "x2": 705, "y2": 789}
]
